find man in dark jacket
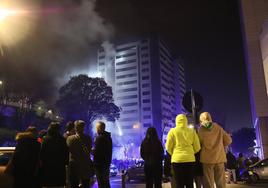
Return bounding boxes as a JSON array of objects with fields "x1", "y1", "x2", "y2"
[
  {"x1": 67, "y1": 120, "x2": 93, "y2": 188},
  {"x1": 40, "y1": 122, "x2": 69, "y2": 187},
  {"x1": 12, "y1": 127, "x2": 41, "y2": 188},
  {"x1": 93, "y1": 121, "x2": 112, "y2": 188}
]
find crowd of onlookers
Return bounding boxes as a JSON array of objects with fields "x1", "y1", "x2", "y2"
[
  {"x1": 4, "y1": 120, "x2": 112, "y2": 188},
  {"x1": 3, "y1": 111, "x2": 258, "y2": 188},
  {"x1": 140, "y1": 112, "x2": 232, "y2": 188}
]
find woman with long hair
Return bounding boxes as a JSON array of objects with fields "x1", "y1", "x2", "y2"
[{"x1": 140, "y1": 127, "x2": 164, "y2": 188}]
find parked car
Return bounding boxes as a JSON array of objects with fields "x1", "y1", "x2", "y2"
[
  {"x1": 249, "y1": 158, "x2": 268, "y2": 182},
  {"x1": 125, "y1": 161, "x2": 145, "y2": 182},
  {"x1": 0, "y1": 147, "x2": 15, "y2": 188},
  {"x1": 110, "y1": 164, "x2": 119, "y2": 177}
]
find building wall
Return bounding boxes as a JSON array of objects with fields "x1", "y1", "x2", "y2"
[
  {"x1": 240, "y1": 0, "x2": 268, "y2": 158},
  {"x1": 115, "y1": 41, "x2": 141, "y2": 138},
  {"x1": 260, "y1": 21, "x2": 268, "y2": 95},
  {"x1": 97, "y1": 37, "x2": 186, "y2": 144}
]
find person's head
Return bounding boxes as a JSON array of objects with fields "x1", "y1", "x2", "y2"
[
  {"x1": 65, "y1": 121, "x2": 75, "y2": 134},
  {"x1": 199, "y1": 112, "x2": 213, "y2": 129},
  {"x1": 145, "y1": 127, "x2": 158, "y2": 140},
  {"x1": 47, "y1": 122, "x2": 60, "y2": 137},
  {"x1": 175, "y1": 114, "x2": 188, "y2": 128},
  {"x1": 74, "y1": 120, "x2": 86, "y2": 135},
  {"x1": 26, "y1": 126, "x2": 38, "y2": 138},
  {"x1": 239, "y1": 153, "x2": 243, "y2": 158},
  {"x1": 96, "y1": 121, "x2": 106, "y2": 134}
]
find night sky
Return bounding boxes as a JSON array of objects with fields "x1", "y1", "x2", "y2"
[
  {"x1": 0, "y1": 0, "x2": 252, "y2": 132},
  {"x1": 96, "y1": 0, "x2": 252, "y2": 131}
]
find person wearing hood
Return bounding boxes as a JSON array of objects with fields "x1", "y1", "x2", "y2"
[
  {"x1": 166, "y1": 114, "x2": 201, "y2": 188},
  {"x1": 11, "y1": 126, "x2": 41, "y2": 188},
  {"x1": 198, "y1": 112, "x2": 232, "y2": 188},
  {"x1": 93, "y1": 121, "x2": 113, "y2": 188}
]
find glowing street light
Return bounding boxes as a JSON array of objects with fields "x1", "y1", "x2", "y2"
[
  {"x1": 189, "y1": 123, "x2": 195, "y2": 129},
  {"x1": 0, "y1": 9, "x2": 16, "y2": 21},
  {"x1": 0, "y1": 1, "x2": 38, "y2": 49},
  {"x1": 0, "y1": 80, "x2": 3, "y2": 86},
  {"x1": 133, "y1": 123, "x2": 140, "y2": 129}
]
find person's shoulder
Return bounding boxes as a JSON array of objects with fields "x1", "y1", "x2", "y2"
[
  {"x1": 197, "y1": 126, "x2": 205, "y2": 133},
  {"x1": 168, "y1": 127, "x2": 175, "y2": 134},
  {"x1": 213, "y1": 123, "x2": 227, "y2": 133},
  {"x1": 140, "y1": 139, "x2": 146, "y2": 148},
  {"x1": 67, "y1": 135, "x2": 77, "y2": 142},
  {"x1": 213, "y1": 123, "x2": 222, "y2": 129}
]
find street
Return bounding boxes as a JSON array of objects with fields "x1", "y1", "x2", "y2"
[{"x1": 91, "y1": 176, "x2": 268, "y2": 188}]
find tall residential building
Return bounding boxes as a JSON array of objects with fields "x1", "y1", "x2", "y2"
[
  {"x1": 240, "y1": 0, "x2": 268, "y2": 158},
  {"x1": 97, "y1": 37, "x2": 186, "y2": 144}
]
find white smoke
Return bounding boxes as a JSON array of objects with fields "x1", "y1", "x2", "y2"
[
  {"x1": 101, "y1": 40, "x2": 116, "y2": 60},
  {"x1": 1, "y1": 0, "x2": 115, "y2": 101}
]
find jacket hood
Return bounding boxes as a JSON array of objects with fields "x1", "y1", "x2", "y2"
[
  {"x1": 199, "y1": 112, "x2": 213, "y2": 126},
  {"x1": 176, "y1": 114, "x2": 188, "y2": 128},
  {"x1": 16, "y1": 132, "x2": 35, "y2": 141}
]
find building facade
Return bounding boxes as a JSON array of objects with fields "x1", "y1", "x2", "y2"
[
  {"x1": 240, "y1": 0, "x2": 268, "y2": 158},
  {"x1": 97, "y1": 37, "x2": 186, "y2": 144},
  {"x1": 260, "y1": 21, "x2": 268, "y2": 96}
]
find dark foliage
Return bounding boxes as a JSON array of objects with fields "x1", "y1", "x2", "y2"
[
  {"x1": 231, "y1": 128, "x2": 256, "y2": 154},
  {"x1": 56, "y1": 74, "x2": 120, "y2": 127}
]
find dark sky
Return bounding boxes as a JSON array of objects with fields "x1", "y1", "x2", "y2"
[
  {"x1": 96, "y1": 0, "x2": 252, "y2": 131},
  {"x1": 0, "y1": 0, "x2": 252, "y2": 132}
]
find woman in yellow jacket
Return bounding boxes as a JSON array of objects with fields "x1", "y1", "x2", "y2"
[{"x1": 166, "y1": 114, "x2": 201, "y2": 188}]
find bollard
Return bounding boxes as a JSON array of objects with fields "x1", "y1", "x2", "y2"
[{"x1": 122, "y1": 170, "x2": 126, "y2": 188}]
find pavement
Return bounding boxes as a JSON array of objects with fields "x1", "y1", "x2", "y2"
[{"x1": 92, "y1": 176, "x2": 268, "y2": 188}]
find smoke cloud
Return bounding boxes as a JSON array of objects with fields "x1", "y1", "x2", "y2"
[{"x1": 0, "y1": 0, "x2": 114, "y2": 103}]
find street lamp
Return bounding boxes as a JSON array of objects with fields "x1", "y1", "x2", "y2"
[
  {"x1": 0, "y1": 80, "x2": 3, "y2": 86},
  {"x1": 133, "y1": 124, "x2": 140, "y2": 129},
  {"x1": 0, "y1": 7, "x2": 20, "y2": 55},
  {"x1": 0, "y1": 9, "x2": 16, "y2": 21},
  {"x1": 0, "y1": 1, "x2": 38, "y2": 51}
]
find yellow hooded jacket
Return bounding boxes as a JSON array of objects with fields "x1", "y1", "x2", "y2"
[{"x1": 165, "y1": 114, "x2": 201, "y2": 163}]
